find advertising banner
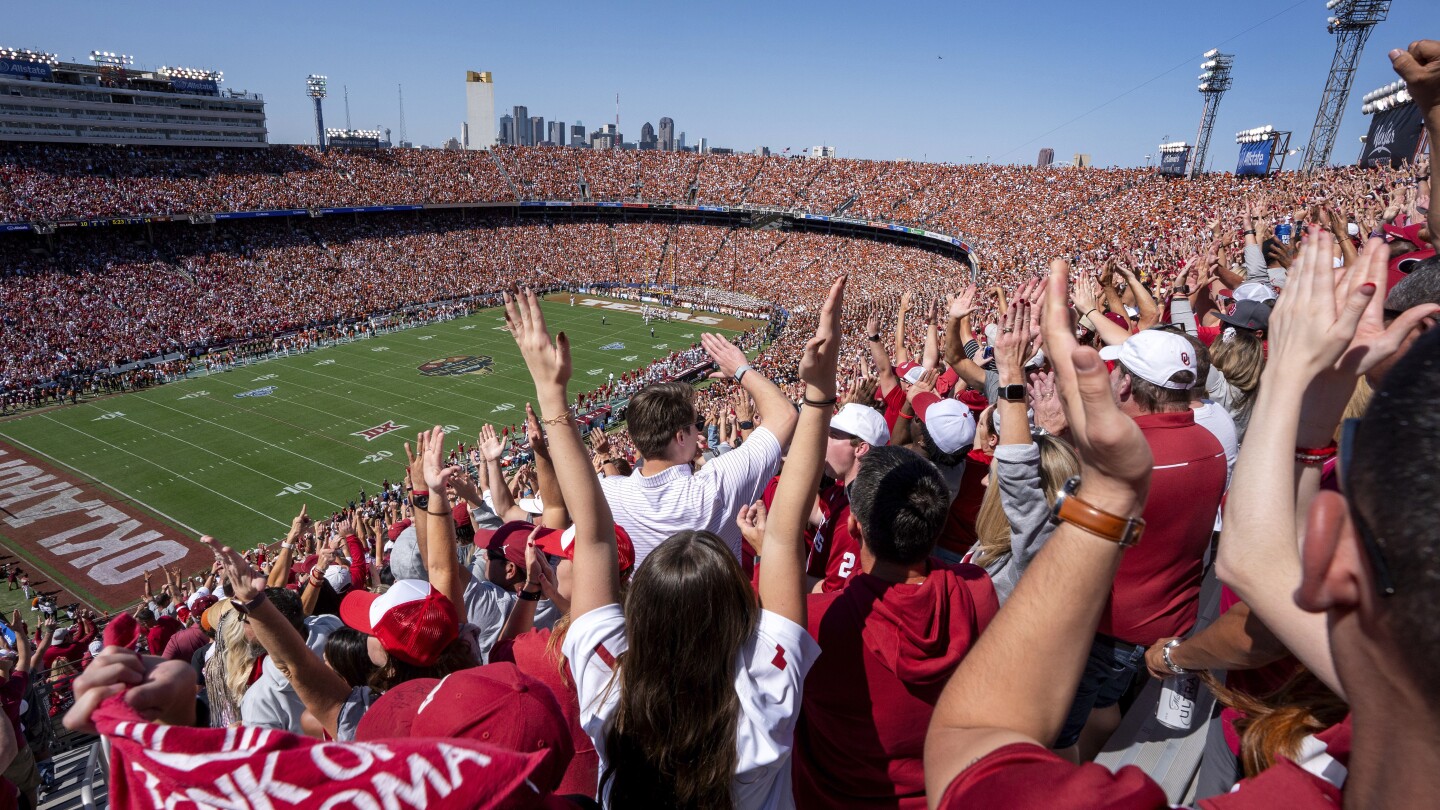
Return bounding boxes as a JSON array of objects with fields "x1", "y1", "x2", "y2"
[
  {"x1": 1360, "y1": 103, "x2": 1425, "y2": 168},
  {"x1": 1236, "y1": 139, "x2": 1274, "y2": 176},
  {"x1": 168, "y1": 77, "x2": 219, "y2": 95},
  {"x1": 1158, "y1": 149, "x2": 1189, "y2": 177},
  {"x1": 0, "y1": 58, "x2": 53, "y2": 80}
]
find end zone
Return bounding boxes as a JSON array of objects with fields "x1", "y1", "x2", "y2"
[{"x1": 0, "y1": 438, "x2": 212, "y2": 613}]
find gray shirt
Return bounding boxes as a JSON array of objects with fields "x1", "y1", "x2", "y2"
[{"x1": 975, "y1": 443, "x2": 1056, "y2": 603}]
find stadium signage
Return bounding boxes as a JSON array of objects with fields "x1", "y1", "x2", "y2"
[
  {"x1": 353, "y1": 421, "x2": 408, "y2": 441},
  {"x1": 234, "y1": 386, "x2": 277, "y2": 398},
  {"x1": 1236, "y1": 140, "x2": 1273, "y2": 176},
  {"x1": 168, "y1": 77, "x2": 218, "y2": 95},
  {"x1": 577, "y1": 298, "x2": 724, "y2": 325},
  {"x1": 1360, "y1": 103, "x2": 1424, "y2": 168},
  {"x1": 417, "y1": 355, "x2": 495, "y2": 376},
  {"x1": 0, "y1": 58, "x2": 53, "y2": 80}
]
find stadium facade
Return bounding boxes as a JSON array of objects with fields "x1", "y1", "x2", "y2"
[{"x1": 0, "y1": 50, "x2": 266, "y2": 147}]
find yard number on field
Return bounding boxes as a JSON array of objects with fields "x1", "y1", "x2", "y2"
[
  {"x1": 253, "y1": 374, "x2": 278, "y2": 382},
  {"x1": 91, "y1": 411, "x2": 125, "y2": 421},
  {"x1": 276, "y1": 482, "x2": 313, "y2": 497},
  {"x1": 360, "y1": 450, "x2": 394, "y2": 464},
  {"x1": 178, "y1": 391, "x2": 210, "y2": 400}
]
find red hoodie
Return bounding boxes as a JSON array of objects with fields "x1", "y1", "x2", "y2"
[{"x1": 793, "y1": 559, "x2": 999, "y2": 808}]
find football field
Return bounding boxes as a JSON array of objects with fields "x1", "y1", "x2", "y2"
[{"x1": 0, "y1": 295, "x2": 758, "y2": 611}]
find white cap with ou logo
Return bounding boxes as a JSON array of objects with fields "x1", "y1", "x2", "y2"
[{"x1": 1099, "y1": 329, "x2": 1197, "y2": 390}]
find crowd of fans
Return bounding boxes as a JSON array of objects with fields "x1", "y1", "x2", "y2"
[{"x1": 0, "y1": 36, "x2": 1436, "y2": 810}]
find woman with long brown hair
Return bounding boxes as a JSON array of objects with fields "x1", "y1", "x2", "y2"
[{"x1": 506, "y1": 281, "x2": 842, "y2": 808}]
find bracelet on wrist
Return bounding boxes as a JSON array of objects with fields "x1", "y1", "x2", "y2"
[
  {"x1": 1162, "y1": 638, "x2": 1189, "y2": 675},
  {"x1": 1295, "y1": 441, "x2": 1338, "y2": 465},
  {"x1": 801, "y1": 395, "x2": 838, "y2": 408},
  {"x1": 517, "y1": 588, "x2": 543, "y2": 602}
]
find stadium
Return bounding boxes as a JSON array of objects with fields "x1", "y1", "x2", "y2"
[{"x1": 0, "y1": 4, "x2": 1436, "y2": 809}]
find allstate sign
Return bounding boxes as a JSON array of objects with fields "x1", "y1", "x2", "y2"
[{"x1": 1236, "y1": 141, "x2": 1273, "y2": 176}]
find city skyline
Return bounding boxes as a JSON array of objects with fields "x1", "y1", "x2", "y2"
[{"x1": 1, "y1": 0, "x2": 1431, "y2": 166}]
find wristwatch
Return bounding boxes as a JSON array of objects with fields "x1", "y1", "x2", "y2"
[
  {"x1": 410, "y1": 492, "x2": 429, "y2": 510},
  {"x1": 867, "y1": 334, "x2": 882, "y2": 342},
  {"x1": 734, "y1": 364, "x2": 752, "y2": 384},
  {"x1": 517, "y1": 586, "x2": 543, "y2": 602},
  {"x1": 738, "y1": 420, "x2": 755, "y2": 430},
  {"x1": 1049, "y1": 476, "x2": 1145, "y2": 547},
  {"x1": 1162, "y1": 638, "x2": 1189, "y2": 675},
  {"x1": 998, "y1": 384, "x2": 1026, "y2": 402}
]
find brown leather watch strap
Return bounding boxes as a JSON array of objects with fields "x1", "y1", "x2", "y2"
[{"x1": 1057, "y1": 494, "x2": 1145, "y2": 547}]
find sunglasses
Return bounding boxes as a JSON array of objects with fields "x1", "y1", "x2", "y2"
[{"x1": 1339, "y1": 417, "x2": 1396, "y2": 597}]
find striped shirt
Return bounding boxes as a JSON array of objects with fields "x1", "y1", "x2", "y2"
[{"x1": 601, "y1": 426, "x2": 782, "y2": 567}]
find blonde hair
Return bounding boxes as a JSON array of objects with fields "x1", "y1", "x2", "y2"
[
  {"x1": 218, "y1": 610, "x2": 258, "y2": 707},
  {"x1": 971, "y1": 434, "x2": 1080, "y2": 568},
  {"x1": 1210, "y1": 328, "x2": 1266, "y2": 403}
]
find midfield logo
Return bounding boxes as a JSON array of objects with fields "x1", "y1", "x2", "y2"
[
  {"x1": 417, "y1": 355, "x2": 495, "y2": 377},
  {"x1": 600, "y1": 342, "x2": 626, "y2": 350},
  {"x1": 352, "y1": 421, "x2": 408, "y2": 441}
]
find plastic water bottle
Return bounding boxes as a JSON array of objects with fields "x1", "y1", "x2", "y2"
[{"x1": 1155, "y1": 674, "x2": 1199, "y2": 730}]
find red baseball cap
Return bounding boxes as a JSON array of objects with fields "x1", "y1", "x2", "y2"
[
  {"x1": 338, "y1": 579, "x2": 459, "y2": 667},
  {"x1": 483, "y1": 521, "x2": 556, "y2": 569},
  {"x1": 535, "y1": 523, "x2": 635, "y2": 573},
  {"x1": 103, "y1": 613, "x2": 139, "y2": 648},
  {"x1": 956, "y1": 389, "x2": 989, "y2": 415},
  {"x1": 386, "y1": 518, "x2": 412, "y2": 542},
  {"x1": 452, "y1": 502, "x2": 470, "y2": 527},
  {"x1": 408, "y1": 663, "x2": 575, "y2": 793},
  {"x1": 355, "y1": 677, "x2": 439, "y2": 742}
]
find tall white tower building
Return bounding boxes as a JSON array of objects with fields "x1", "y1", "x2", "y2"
[{"x1": 465, "y1": 71, "x2": 496, "y2": 149}]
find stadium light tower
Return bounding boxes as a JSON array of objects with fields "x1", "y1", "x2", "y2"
[
  {"x1": 1190, "y1": 49, "x2": 1234, "y2": 178},
  {"x1": 306, "y1": 74, "x2": 328, "y2": 151},
  {"x1": 1300, "y1": 0, "x2": 1390, "y2": 171}
]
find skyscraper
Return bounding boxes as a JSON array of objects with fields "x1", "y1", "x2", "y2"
[
  {"x1": 570, "y1": 123, "x2": 586, "y2": 147},
  {"x1": 498, "y1": 114, "x2": 514, "y2": 146},
  {"x1": 530, "y1": 116, "x2": 545, "y2": 147},
  {"x1": 677, "y1": 132, "x2": 686, "y2": 150},
  {"x1": 640, "y1": 122, "x2": 657, "y2": 150},
  {"x1": 548, "y1": 121, "x2": 565, "y2": 146},
  {"x1": 512, "y1": 105, "x2": 528, "y2": 145},
  {"x1": 463, "y1": 71, "x2": 496, "y2": 149},
  {"x1": 1036, "y1": 148, "x2": 1055, "y2": 168},
  {"x1": 658, "y1": 117, "x2": 674, "y2": 151}
]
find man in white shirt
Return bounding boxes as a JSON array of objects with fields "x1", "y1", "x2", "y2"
[{"x1": 601, "y1": 333, "x2": 798, "y2": 567}]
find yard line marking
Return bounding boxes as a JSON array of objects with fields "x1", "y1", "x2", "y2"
[
  {"x1": 0, "y1": 430, "x2": 205, "y2": 537},
  {"x1": 29, "y1": 416, "x2": 289, "y2": 528}
]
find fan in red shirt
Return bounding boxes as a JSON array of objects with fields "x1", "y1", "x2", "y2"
[
  {"x1": 1053, "y1": 327, "x2": 1226, "y2": 754},
  {"x1": 794, "y1": 444, "x2": 998, "y2": 808},
  {"x1": 804, "y1": 403, "x2": 890, "y2": 593}
]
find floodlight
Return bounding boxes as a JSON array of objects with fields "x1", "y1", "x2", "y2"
[{"x1": 1204, "y1": 48, "x2": 1219, "y2": 58}]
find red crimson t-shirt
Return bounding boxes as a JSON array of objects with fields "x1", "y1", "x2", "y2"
[
  {"x1": 880, "y1": 384, "x2": 906, "y2": 433},
  {"x1": 750, "y1": 476, "x2": 820, "y2": 590},
  {"x1": 794, "y1": 561, "x2": 998, "y2": 808},
  {"x1": 1100, "y1": 410, "x2": 1226, "y2": 645},
  {"x1": 937, "y1": 718, "x2": 1350, "y2": 809},
  {"x1": 937, "y1": 449, "x2": 992, "y2": 556},
  {"x1": 805, "y1": 482, "x2": 860, "y2": 592}
]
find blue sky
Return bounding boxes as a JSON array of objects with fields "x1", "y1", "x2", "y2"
[{"x1": 5, "y1": 1, "x2": 1430, "y2": 167}]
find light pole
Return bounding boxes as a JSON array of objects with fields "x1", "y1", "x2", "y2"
[{"x1": 307, "y1": 74, "x2": 328, "y2": 151}]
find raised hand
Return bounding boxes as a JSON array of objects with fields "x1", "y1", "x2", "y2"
[
  {"x1": 701, "y1": 333, "x2": 748, "y2": 379},
  {"x1": 1027, "y1": 370, "x2": 1068, "y2": 437},
  {"x1": 418, "y1": 426, "x2": 461, "y2": 493},
  {"x1": 64, "y1": 648, "x2": 198, "y2": 734},
  {"x1": 1041, "y1": 257, "x2": 1153, "y2": 509},
  {"x1": 289, "y1": 504, "x2": 310, "y2": 536},
  {"x1": 524, "y1": 404, "x2": 549, "y2": 456},
  {"x1": 504, "y1": 288, "x2": 571, "y2": 390},
  {"x1": 797, "y1": 276, "x2": 846, "y2": 398},
  {"x1": 200, "y1": 536, "x2": 265, "y2": 605},
  {"x1": 588, "y1": 426, "x2": 612, "y2": 456},
  {"x1": 732, "y1": 389, "x2": 754, "y2": 423},
  {"x1": 478, "y1": 424, "x2": 505, "y2": 462},
  {"x1": 1390, "y1": 40, "x2": 1440, "y2": 115}
]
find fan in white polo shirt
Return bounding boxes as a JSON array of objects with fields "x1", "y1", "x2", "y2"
[{"x1": 600, "y1": 333, "x2": 799, "y2": 568}]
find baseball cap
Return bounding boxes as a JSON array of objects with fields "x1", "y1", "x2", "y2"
[
  {"x1": 911, "y1": 391, "x2": 978, "y2": 454},
  {"x1": 956, "y1": 389, "x2": 989, "y2": 415},
  {"x1": 830, "y1": 403, "x2": 891, "y2": 447},
  {"x1": 201, "y1": 599, "x2": 235, "y2": 635},
  {"x1": 1383, "y1": 222, "x2": 1425, "y2": 246},
  {"x1": 1099, "y1": 329, "x2": 1197, "y2": 389},
  {"x1": 355, "y1": 677, "x2": 439, "y2": 741},
  {"x1": 536, "y1": 522, "x2": 636, "y2": 573},
  {"x1": 51, "y1": 626, "x2": 71, "y2": 644},
  {"x1": 1233, "y1": 281, "x2": 1277, "y2": 303},
  {"x1": 102, "y1": 614, "x2": 137, "y2": 648},
  {"x1": 484, "y1": 521, "x2": 554, "y2": 569},
  {"x1": 896, "y1": 361, "x2": 927, "y2": 385},
  {"x1": 452, "y1": 502, "x2": 470, "y2": 527},
  {"x1": 322, "y1": 564, "x2": 353, "y2": 594},
  {"x1": 407, "y1": 663, "x2": 575, "y2": 793},
  {"x1": 386, "y1": 518, "x2": 412, "y2": 543},
  {"x1": 339, "y1": 579, "x2": 459, "y2": 667},
  {"x1": 1217, "y1": 299, "x2": 1271, "y2": 332}
]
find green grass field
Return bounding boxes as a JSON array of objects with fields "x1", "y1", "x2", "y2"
[{"x1": 0, "y1": 296, "x2": 756, "y2": 550}]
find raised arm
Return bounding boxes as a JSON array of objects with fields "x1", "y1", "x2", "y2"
[
  {"x1": 418, "y1": 427, "x2": 467, "y2": 614},
  {"x1": 867, "y1": 311, "x2": 901, "y2": 395},
  {"x1": 204, "y1": 537, "x2": 351, "y2": 736},
  {"x1": 267, "y1": 505, "x2": 309, "y2": 589},
  {"x1": 527, "y1": 404, "x2": 570, "y2": 530},
  {"x1": 478, "y1": 424, "x2": 529, "y2": 523},
  {"x1": 893, "y1": 290, "x2": 913, "y2": 365},
  {"x1": 701, "y1": 332, "x2": 798, "y2": 447},
  {"x1": 760, "y1": 276, "x2": 844, "y2": 625},
  {"x1": 505, "y1": 289, "x2": 619, "y2": 620},
  {"x1": 943, "y1": 286, "x2": 988, "y2": 389},
  {"x1": 925, "y1": 257, "x2": 1155, "y2": 800},
  {"x1": 1390, "y1": 41, "x2": 1440, "y2": 253}
]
